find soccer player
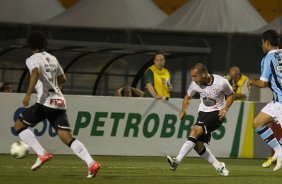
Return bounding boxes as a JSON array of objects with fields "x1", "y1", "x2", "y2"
[
  {"x1": 248, "y1": 29, "x2": 282, "y2": 171},
  {"x1": 166, "y1": 63, "x2": 234, "y2": 176},
  {"x1": 13, "y1": 32, "x2": 100, "y2": 178}
]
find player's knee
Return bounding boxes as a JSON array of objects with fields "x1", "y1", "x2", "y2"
[
  {"x1": 57, "y1": 129, "x2": 73, "y2": 145},
  {"x1": 194, "y1": 142, "x2": 204, "y2": 153},
  {"x1": 62, "y1": 137, "x2": 73, "y2": 146},
  {"x1": 67, "y1": 138, "x2": 76, "y2": 147},
  {"x1": 190, "y1": 125, "x2": 203, "y2": 137},
  {"x1": 252, "y1": 119, "x2": 262, "y2": 129},
  {"x1": 14, "y1": 119, "x2": 27, "y2": 132}
]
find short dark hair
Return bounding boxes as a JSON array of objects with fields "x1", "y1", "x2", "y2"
[
  {"x1": 262, "y1": 29, "x2": 280, "y2": 47},
  {"x1": 27, "y1": 32, "x2": 48, "y2": 50},
  {"x1": 191, "y1": 63, "x2": 208, "y2": 74}
]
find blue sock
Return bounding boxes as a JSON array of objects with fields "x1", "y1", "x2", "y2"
[{"x1": 256, "y1": 126, "x2": 280, "y2": 149}]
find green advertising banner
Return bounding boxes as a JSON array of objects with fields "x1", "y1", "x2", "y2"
[{"x1": 0, "y1": 93, "x2": 269, "y2": 158}]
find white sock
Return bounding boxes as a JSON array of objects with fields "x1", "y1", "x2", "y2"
[
  {"x1": 176, "y1": 140, "x2": 195, "y2": 163},
  {"x1": 273, "y1": 145, "x2": 282, "y2": 158},
  {"x1": 200, "y1": 146, "x2": 221, "y2": 169},
  {"x1": 70, "y1": 139, "x2": 94, "y2": 167},
  {"x1": 18, "y1": 129, "x2": 45, "y2": 155}
]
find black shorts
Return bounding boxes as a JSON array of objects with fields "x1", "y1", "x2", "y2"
[
  {"x1": 19, "y1": 103, "x2": 71, "y2": 131},
  {"x1": 195, "y1": 111, "x2": 224, "y2": 143}
]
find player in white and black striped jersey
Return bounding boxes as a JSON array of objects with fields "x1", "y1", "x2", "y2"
[
  {"x1": 166, "y1": 63, "x2": 234, "y2": 176},
  {"x1": 13, "y1": 32, "x2": 100, "y2": 178}
]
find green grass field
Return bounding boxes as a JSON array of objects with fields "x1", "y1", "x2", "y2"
[{"x1": 0, "y1": 154, "x2": 281, "y2": 184}]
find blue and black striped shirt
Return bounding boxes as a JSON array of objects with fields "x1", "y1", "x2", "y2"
[{"x1": 260, "y1": 49, "x2": 282, "y2": 103}]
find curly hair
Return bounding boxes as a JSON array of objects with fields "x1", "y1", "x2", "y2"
[{"x1": 27, "y1": 32, "x2": 48, "y2": 50}]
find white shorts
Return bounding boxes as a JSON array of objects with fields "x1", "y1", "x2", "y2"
[{"x1": 261, "y1": 101, "x2": 282, "y2": 126}]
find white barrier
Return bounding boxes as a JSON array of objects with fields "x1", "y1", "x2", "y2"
[{"x1": 0, "y1": 93, "x2": 256, "y2": 157}]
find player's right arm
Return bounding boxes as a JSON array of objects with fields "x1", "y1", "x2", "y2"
[
  {"x1": 179, "y1": 95, "x2": 192, "y2": 120},
  {"x1": 247, "y1": 79, "x2": 268, "y2": 88},
  {"x1": 179, "y1": 82, "x2": 196, "y2": 120},
  {"x1": 248, "y1": 57, "x2": 270, "y2": 89}
]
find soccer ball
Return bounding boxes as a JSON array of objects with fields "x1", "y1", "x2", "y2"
[{"x1": 10, "y1": 141, "x2": 29, "y2": 159}]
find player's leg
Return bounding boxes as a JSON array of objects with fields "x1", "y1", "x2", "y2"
[
  {"x1": 14, "y1": 103, "x2": 52, "y2": 170},
  {"x1": 176, "y1": 126, "x2": 202, "y2": 162},
  {"x1": 15, "y1": 120, "x2": 46, "y2": 156},
  {"x1": 57, "y1": 130, "x2": 93, "y2": 164},
  {"x1": 193, "y1": 110, "x2": 228, "y2": 175},
  {"x1": 262, "y1": 136, "x2": 281, "y2": 168},
  {"x1": 50, "y1": 109, "x2": 100, "y2": 178},
  {"x1": 195, "y1": 141, "x2": 220, "y2": 168},
  {"x1": 166, "y1": 124, "x2": 203, "y2": 171},
  {"x1": 57, "y1": 129, "x2": 100, "y2": 178},
  {"x1": 195, "y1": 142, "x2": 229, "y2": 176},
  {"x1": 14, "y1": 104, "x2": 49, "y2": 156},
  {"x1": 253, "y1": 111, "x2": 282, "y2": 171},
  {"x1": 57, "y1": 130, "x2": 95, "y2": 166}
]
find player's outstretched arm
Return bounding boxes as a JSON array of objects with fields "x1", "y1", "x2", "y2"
[{"x1": 247, "y1": 79, "x2": 268, "y2": 88}]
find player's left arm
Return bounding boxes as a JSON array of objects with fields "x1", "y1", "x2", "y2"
[
  {"x1": 57, "y1": 74, "x2": 66, "y2": 85},
  {"x1": 23, "y1": 67, "x2": 39, "y2": 106},
  {"x1": 57, "y1": 63, "x2": 66, "y2": 85}
]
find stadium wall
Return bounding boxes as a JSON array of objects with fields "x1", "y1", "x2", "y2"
[{"x1": 0, "y1": 93, "x2": 279, "y2": 158}]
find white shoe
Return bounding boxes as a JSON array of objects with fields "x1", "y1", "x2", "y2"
[
  {"x1": 217, "y1": 162, "x2": 229, "y2": 176},
  {"x1": 166, "y1": 156, "x2": 178, "y2": 171},
  {"x1": 273, "y1": 157, "x2": 282, "y2": 171}
]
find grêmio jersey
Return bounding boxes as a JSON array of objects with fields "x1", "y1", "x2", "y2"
[
  {"x1": 260, "y1": 49, "x2": 282, "y2": 103},
  {"x1": 187, "y1": 74, "x2": 233, "y2": 112},
  {"x1": 26, "y1": 52, "x2": 66, "y2": 109}
]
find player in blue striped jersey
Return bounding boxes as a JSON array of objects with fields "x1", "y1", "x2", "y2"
[{"x1": 248, "y1": 29, "x2": 282, "y2": 171}]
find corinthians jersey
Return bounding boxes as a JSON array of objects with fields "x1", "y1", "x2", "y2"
[
  {"x1": 26, "y1": 52, "x2": 66, "y2": 109},
  {"x1": 187, "y1": 74, "x2": 233, "y2": 112}
]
